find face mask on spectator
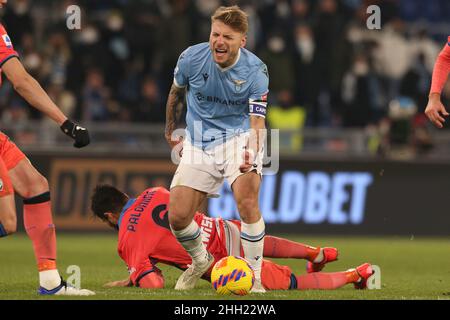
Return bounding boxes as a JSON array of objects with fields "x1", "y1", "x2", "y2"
[
  {"x1": 23, "y1": 53, "x2": 41, "y2": 71},
  {"x1": 107, "y1": 14, "x2": 124, "y2": 32},
  {"x1": 268, "y1": 37, "x2": 285, "y2": 53},
  {"x1": 79, "y1": 26, "x2": 99, "y2": 45},
  {"x1": 353, "y1": 61, "x2": 369, "y2": 76},
  {"x1": 296, "y1": 36, "x2": 315, "y2": 63}
]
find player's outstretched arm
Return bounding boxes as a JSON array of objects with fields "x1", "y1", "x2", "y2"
[
  {"x1": 425, "y1": 93, "x2": 449, "y2": 128},
  {"x1": 164, "y1": 83, "x2": 186, "y2": 149},
  {"x1": 425, "y1": 38, "x2": 450, "y2": 128},
  {"x1": 104, "y1": 277, "x2": 133, "y2": 288},
  {"x1": 2, "y1": 57, "x2": 90, "y2": 147}
]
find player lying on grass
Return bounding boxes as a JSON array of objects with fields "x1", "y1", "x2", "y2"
[{"x1": 91, "y1": 185, "x2": 374, "y2": 291}]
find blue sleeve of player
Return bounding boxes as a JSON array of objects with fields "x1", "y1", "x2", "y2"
[
  {"x1": 249, "y1": 64, "x2": 269, "y2": 118},
  {"x1": 173, "y1": 47, "x2": 191, "y2": 88}
]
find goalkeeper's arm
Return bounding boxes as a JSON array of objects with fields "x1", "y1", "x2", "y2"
[
  {"x1": 425, "y1": 37, "x2": 450, "y2": 128},
  {"x1": 2, "y1": 56, "x2": 90, "y2": 147}
]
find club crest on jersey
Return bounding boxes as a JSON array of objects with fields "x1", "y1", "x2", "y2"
[
  {"x1": 2, "y1": 34, "x2": 12, "y2": 48},
  {"x1": 232, "y1": 79, "x2": 246, "y2": 92}
]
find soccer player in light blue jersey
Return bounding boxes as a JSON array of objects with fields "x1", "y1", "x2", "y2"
[{"x1": 165, "y1": 6, "x2": 269, "y2": 292}]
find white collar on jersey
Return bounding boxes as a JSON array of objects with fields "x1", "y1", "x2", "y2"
[{"x1": 215, "y1": 48, "x2": 241, "y2": 72}]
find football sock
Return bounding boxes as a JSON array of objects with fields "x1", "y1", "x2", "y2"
[
  {"x1": 295, "y1": 272, "x2": 350, "y2": 290},
  {"x1": 0, "y1": 223, "x2": 8, "y2": 237},
  {"x1": 241, "y1": 217, "x2": 265, "y2": 280},
  {"x1": 39, "y1": 269, "x2": 61, "y2": 290},
  {"x1": 263, "y1": 236, "x2": 320, "y2": 262},
  {"x1": 171, "y1": 220, "x2": 209, "y2": 265},
  {"x1": 23, "y1": 192, "x2": 58, "y2": 277}
]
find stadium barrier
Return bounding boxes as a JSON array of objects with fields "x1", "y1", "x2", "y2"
[{"x1": 13, "y1": 153, "x2": 450, "y2": 236}]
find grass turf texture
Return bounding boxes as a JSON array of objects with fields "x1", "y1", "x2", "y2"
[{"x1": 0, "y1": 234, "x2": 449, "y2": 300}]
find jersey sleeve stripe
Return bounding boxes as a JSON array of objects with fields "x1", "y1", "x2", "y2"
[
  {"x1": 135, "y1": 269, "x2": 155, "y2": 287},
  {"x1": 0, "y1": 54, "x2": 18, "y2": 67},
  {"x1": 173, "y1": 78, "x2": 186, "y2": 88},
  {"x1": 249, "y1": 101, "x2": 267, "y2": 107}
]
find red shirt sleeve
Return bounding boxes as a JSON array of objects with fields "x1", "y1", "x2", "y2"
[
  {"x1": 136, "y1": 266, "x2": 165, "y2": 289},
  {"x1": 132, "y1": 259, "x2": 161, "y2": 287},
  {"x1": 0, "y1": 24, "x2": 19, "y2": 67},
  {"x1": 430, "y1": 36, "x2": 450, "y2": 95}
]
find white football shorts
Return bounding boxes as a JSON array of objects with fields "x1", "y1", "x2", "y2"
[{"x1": 170, "y1": 132, "x2": 263, "y2": 197}]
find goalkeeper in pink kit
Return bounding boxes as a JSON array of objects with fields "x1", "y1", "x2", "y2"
[{"x1": 91, "y1": 185, "x2": 374, "y2": 290}]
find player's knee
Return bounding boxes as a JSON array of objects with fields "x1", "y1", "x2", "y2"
[
  {"x1": 1, "y1": 215, "x2": 17, "y2": 235},
  {"x1": 23, "y1": 173, "x2": 49, "y2": 198},
  {"x1": 168, "y1": 212, "x2": 192, "y2": 230},
  {"x1": 168, "y1": 201, "x2": 193, "y2": 230},
  {"x1": 236, "y1": 197, "x2": 259, "y2": 218}
]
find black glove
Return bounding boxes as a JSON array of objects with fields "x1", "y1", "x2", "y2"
[{"x1": 60, "y1": 119, "x2": 90, "y2": 148}]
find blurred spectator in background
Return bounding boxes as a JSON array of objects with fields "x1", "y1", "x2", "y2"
[
  {"x1": 341, "y1": 52, "x2": 382, "y2": 127},
  {"x1": 400, "y1": 53, "x2": 432, "y2": 114},
  {"x1": 133, "y1": 76, "x2": 165, "y2": 123},
  {"x1": 259, "y1": 31, "x2": 295, "y2": 94},
  {"x1": 372, "y1": 19, "x2": 412, "y2": 102},
  {"x1": 19, "y1": 33, "x2": 42, "y2": 79},
  {"x1": 292, "y1": 24, "x2": 319, "y2": 120},
  {"x1": 0, "y1": 0, "x2": 447, "y2": 158},
  {"x1": 291, "y1": 0, "x2": 312, "y2": 25},
  {"x1": 267, "y1": 89, "x2": 306, "y2": 153},
  {"x1": 195, "y1": 0, "x2": 221, "y2": 41},
  {"x1": 311, "y1": 0, "x2": 348, "y2": 127},
  {"x1": 42, "y1": 31, "x2": 72, "y2": 87},
  {"x1": 154, "y1": 0, "x2": 199, "y2": 94},
  {"x1": 2, "y1": 0, "x2": 32, "y2": 44},
  {"x1": 81, "y1": 68, "x2": 111, "y2": 122}
]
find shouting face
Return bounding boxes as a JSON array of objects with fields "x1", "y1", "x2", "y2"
[{"x1": 209, "y1": 20, "x2": 246, "y2": 68}]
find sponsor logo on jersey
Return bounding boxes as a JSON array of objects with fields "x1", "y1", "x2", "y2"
[
  {"x1": 195, "y1": 91, "x2": 247, "y2": 106},
  {"x1": 200, "y1": 216, "x2": 214, "y2": 245},
  {"x1": 232, "y1": 79, "x2": 246, "y2": 92},
  {"x1": 2, "y1": 34, "x2": 12, "y2": 49}
]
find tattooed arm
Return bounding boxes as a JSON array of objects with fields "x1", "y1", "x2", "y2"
[{"x1": 165, "y1": 83, "x2": 186, "y2": 148}]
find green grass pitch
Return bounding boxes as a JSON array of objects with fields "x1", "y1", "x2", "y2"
[{"x1": 1, "y1": 233, "x2": 449, "y2": 300}]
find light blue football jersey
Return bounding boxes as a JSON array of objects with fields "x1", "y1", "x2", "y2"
[{"x1": 173, "y1": 42, "x2": 269, "y2": 149}]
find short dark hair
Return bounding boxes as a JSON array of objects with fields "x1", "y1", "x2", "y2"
[{"x1": 91, "y1": 185, "x2": 128, "y2": 221}]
